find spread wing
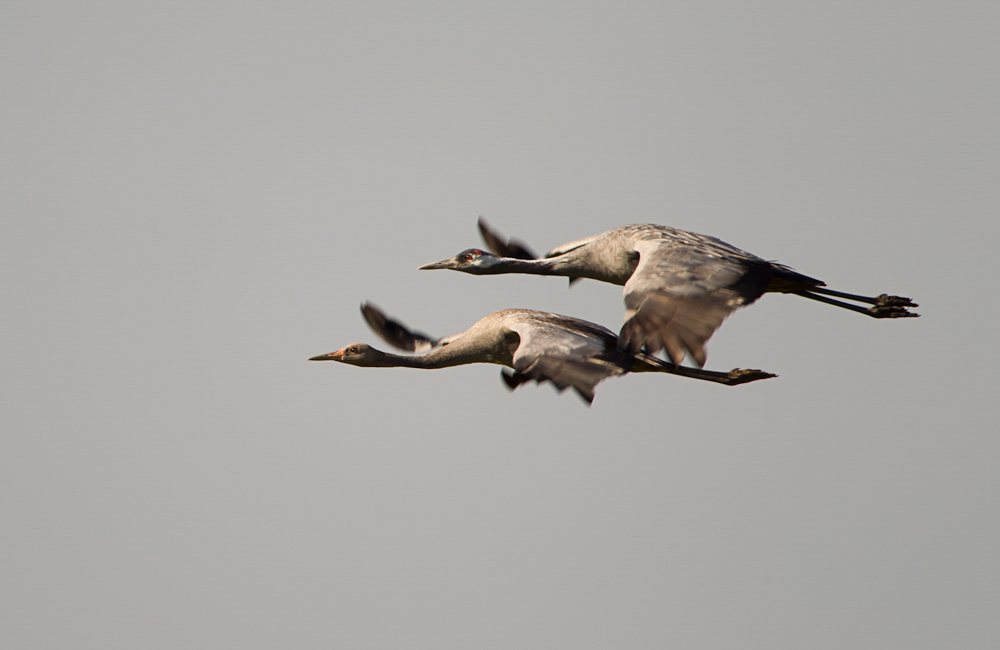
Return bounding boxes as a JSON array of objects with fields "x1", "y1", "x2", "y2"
[
  {"x1": 360, "y1": 303, "x2": 463, "y2": 353},
  {"x1": 618, "y1": 240, "x2": 770, "y2": 366},
  {"x1": 477, "y1": 217, "x2": 600, "y2": 261},
  {"x1": 505, "y1": 314, "x2": 627, "y2": 404},
  {"x1": 477, "y1": 217, "x2": 537, "y2": 260}
]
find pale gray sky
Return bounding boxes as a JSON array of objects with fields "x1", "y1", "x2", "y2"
[{"x1": 2, "y1": 1, "x2": 998, "y2": 648}]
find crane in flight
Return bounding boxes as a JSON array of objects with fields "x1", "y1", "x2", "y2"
[
  {"x1": 309, "y1": 303, "x2": 776, "y2": 404},
  {"x1": 418, "y1": 219, "x2": 919, "y2": 367}
]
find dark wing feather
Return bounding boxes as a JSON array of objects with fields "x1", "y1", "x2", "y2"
[
  {"x1": 477, "y1": 217, "x2": 538, "y2": 260},
  {"x1": 619, "y1": 240, "x2": 771, "y2": 366},
  {"x1": 360, "y1": 303, "x2": 437, "y2": 353}
]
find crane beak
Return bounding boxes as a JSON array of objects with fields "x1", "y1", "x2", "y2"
[
  {"x1": 418, "y1": 258, "x2": 453, "y2": 270},
  {"x1": 309, "y1": 349, "x2": 345, "y2": 361}
]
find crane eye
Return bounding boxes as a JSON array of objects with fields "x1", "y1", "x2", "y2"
[{"x1": 464, "y1": 254, "x2": 473, "y2": 261}]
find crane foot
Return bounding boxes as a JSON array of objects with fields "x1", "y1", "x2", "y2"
[
  {"x1": 869, "y1": 296, "x2": 920, "y2": 318},
  {"x1": 875, "y1": 293, "x2": 918, "y2": 308},
  {"x1": 726, "y1": 368, "x2": 778, "y2": 385}
]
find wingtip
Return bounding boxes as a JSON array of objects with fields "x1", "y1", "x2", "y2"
[
  {"x1": 477, "y1": 216, "x2": 494, "y2": 241},
  {"x1": 360, "y1": 302, "x2": 383, "y2": 328}
]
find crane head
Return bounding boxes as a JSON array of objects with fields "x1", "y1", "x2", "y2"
[
  {"x1": 418, "y1": 249, "x2": 501, "y2": 274},
  {"x1": 309, "y1": 343, "x2": 385, "y2": 366}
]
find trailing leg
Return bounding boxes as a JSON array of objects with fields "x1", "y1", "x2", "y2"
[
  {"x1": 632, "y1": 356, "x2": 777, "y2": 386},
  {"x1": 808, "y1": 286, "x2": 917, "y2": 308},
  {"x1": 797, "y1": 290, "x2": 919, "y2": 318}
]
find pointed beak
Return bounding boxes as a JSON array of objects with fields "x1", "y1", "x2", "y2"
[
  {"x1": 418, "y1": 258, "x2": 453, "y2": 270},
  {"x1": 309, "y1": 349, "x2": 345, "y2": 361}
]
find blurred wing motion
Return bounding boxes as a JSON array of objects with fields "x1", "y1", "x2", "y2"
[
  {"x1": 477, "y1": 217, "x2": 537, "y2": 260},
  {"x1": 361, "y1": 302, "x2": 448, "y2": 352},
  {"x1": 619, "y1": 239, "x2": 771, "y2": 366},
  {"x1": 503, "y1": 312, "x2": 627, "y2": 404}
]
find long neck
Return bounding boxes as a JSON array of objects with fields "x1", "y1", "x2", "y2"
[
  {"x1": 484, "y1": 251, "x2": 630, "y2": 286},
  {"x1": 372, "y1": 342, "x2": 487, "y2": 369},
  {"x1": 483, "y1": 257, "x2": 567, "y2": 276}
]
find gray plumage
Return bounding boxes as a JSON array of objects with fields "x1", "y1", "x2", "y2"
[
  {"x1": 418, "y1": 219, "x2": 919, "y2": 366},
  {"x1": 310, "y1": 304, "x2": 776, "y2": 405}
]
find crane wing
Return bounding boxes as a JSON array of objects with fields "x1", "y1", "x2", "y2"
[
  {"x1": 505, "y1": 315, "x2": 626, "y2": 404},
  {"x1": 619, "y1": 240, "x2": 770, "y2": 366},
  {"x1": 361, "y1": 303, "x2": 464, "y2": 353},
  {"x1": 477, "y1": 217, "x2": 537, "y2": 260},
  {"x1": 477, "y1": 217, "x2": 601, "y2": 260}
]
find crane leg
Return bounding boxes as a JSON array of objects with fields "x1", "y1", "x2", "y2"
[
  {"x1": 796, "y1": 290, "x2": 919, "y2": 318},
  {"x1": 632, "y1": 356, "x2": 776, "y2": 385},
  {"x1": 806, "y1": 286, "x2": 917, "y2": 307},
  {"x1": 658, "y1": 363, "x2": 776, "y2": 386}
]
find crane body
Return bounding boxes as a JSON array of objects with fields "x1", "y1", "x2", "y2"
[
  {"x1": 309, "y1": 304, "x2": 776, "y2": 404},
  {"x1": 418, "y1": 220, "x2": 919, "y2": 367}
]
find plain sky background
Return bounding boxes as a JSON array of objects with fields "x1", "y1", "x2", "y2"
[{"x1": 2, "y1": 1, "x2": 998, "y2": 648}]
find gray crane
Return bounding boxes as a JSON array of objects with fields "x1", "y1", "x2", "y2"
[
  {"x1": 418, "y1": 219, "x2": 919, "y2": 367},
  {"x1": 309, "y1": 303, "x2": 776, "y2": 404}
]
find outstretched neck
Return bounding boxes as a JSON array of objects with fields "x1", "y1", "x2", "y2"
[
  {"x1": 371, "y1": 344, "x2": 484, "y2": 369},
  {"x1": 481, "y1": 251, "x2": 632, "y2": 285},
  {"x1": 481, "y1": 256, "x2": 566, "y2": 276}
]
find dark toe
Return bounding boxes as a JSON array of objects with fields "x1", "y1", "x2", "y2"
[
  {"x1": 876, "y1": 294, "x2": 918, "y2": 308},
  {"x1": 727, "y1": 368, "x2": 778, "y2": 385}
]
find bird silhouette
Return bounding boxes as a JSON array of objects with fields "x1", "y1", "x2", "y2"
[
  {"x1": 309, "y1": 303, "x2": 776, "y2": 404},
  {"x1": 417, "y1": 218, "x2": 919, "y2": 366}
]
